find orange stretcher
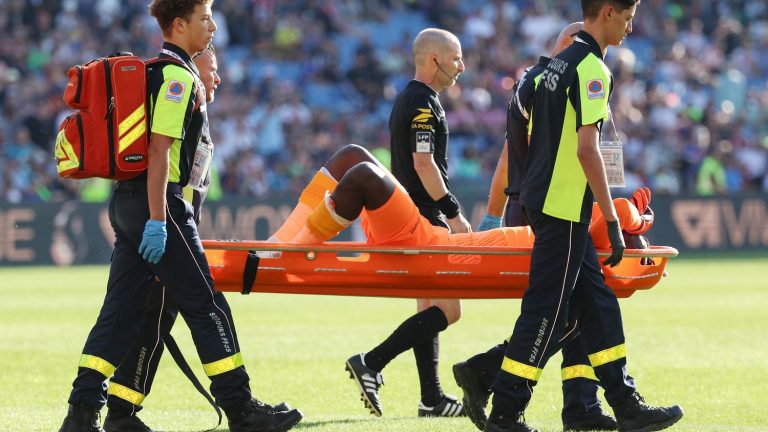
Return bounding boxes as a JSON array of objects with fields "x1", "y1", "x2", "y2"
[{"x1": 202, "y1": 241, "x2": 678, "y2": 299}]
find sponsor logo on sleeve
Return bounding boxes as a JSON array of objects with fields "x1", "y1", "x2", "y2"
[
  {"x1": 165, "y1": 80, "x2": 186, "y2": 103},
  {"x1": 416, "y1": 131, "x2": 432, "y2": 153},
  {"x1": 412, "y1": 108, "x2": 434, "y2": 123},
  {"x1": 586, "y1": 79, "x2": 605, "y2": 100}
]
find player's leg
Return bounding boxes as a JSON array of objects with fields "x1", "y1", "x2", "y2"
[
  {"x1": 271, "y1": 144, "x2": 387, "y2": 242},
  {"x1": 290, "y1": 161, "x2": 394, "y2": 244}
]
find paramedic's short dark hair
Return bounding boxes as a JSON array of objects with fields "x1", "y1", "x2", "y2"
[
  {"x1": 581, "y1": 0, "x2": 639, "y2": 20},
  {"x1": 149, "y1": 0, "x2": 213, "y2": 36}
]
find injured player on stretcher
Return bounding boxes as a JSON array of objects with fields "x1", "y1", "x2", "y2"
[{"x1": 268, "y1": 144, "x2": 655, "y2": 253}]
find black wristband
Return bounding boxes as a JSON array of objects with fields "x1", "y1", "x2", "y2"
[{"x1": 436, "y1": 192, "x2": 460, "y2": 219}]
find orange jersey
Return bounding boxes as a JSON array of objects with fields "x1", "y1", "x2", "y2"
[
  {"x1": 589, "y1": 198, "x2": 645, "y2": 248},
  {"x1": 361, "y1": 183, "x2": 646, "y2": 252},
  {"x1": 361, "y1": 184, "x2": 449, "y2": 245}
]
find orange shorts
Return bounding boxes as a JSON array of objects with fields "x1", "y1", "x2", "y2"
[
  {"x1": 361, "y1": 185, "x2": 448, "y2": 245},
  {"x1": 361, "y1": 185, "x2": 535, "y2": 250}
]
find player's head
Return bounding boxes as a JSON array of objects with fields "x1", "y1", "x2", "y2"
[
  {"x1": 413, "y1": 28, "x2": 464, "y2": 90},
  {"x1": 150, "y1": 0, "x2": 216, "y2": 54},
  {"x1": 550, "y1": 21, "x2": 584, "y2": 57},
  {"x1": 193, "y1": 44, "x2": 220, "y2": 103},
  {"x1": 581, "y1": 0, "x2": 639, "y2": 46}
]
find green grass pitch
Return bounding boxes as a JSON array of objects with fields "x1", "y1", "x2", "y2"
[{"x1": 1, "y1": 255, "x2": 766, "y2": 431}]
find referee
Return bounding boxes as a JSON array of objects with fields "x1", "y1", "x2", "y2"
[
  {"x1": 484, "y1": 2, "x2": 684, "y2": 432},
  {"x1": 345, "y1": 28, "x2": 469, "y2": 418}
]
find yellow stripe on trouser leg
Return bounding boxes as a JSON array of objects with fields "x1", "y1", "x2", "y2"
[
  {"x1": 562, "y1": 364, "x2": 598, "y2": 381},
  {"x1": 501, "y1": 357, "x2": 543, "y2": 381},
  {"x1": 588, "y1": 344, "x2": 627, "y2": 367},
  {"x1": 108, "y1": 382, "x2": 146, "y2": 406},
  {"x1": 203, "y1": 352, "x2": 244, "y2": 377},
  {"x1": 79, "y1": 354, "x2": 116, "y2": 378}
]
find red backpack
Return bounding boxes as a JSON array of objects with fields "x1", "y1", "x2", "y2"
[{"x1": 55, "y1": 53, "x2": 187, "y2": 180}]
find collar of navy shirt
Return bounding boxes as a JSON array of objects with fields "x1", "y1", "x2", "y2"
[
  {"x1": 571, "y1": 30, "x2": 605, "y2": 61},
  {"x1": 160, "y1": 41, "x2": 201, "y2": 78}
]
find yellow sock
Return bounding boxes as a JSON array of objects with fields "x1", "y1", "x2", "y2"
[
  {"x1": 291, "y1": 194, "x2": 351, "y2": 244},
  {"x1": 271, "y1": 168, "x2": 338, "y2": 242}
]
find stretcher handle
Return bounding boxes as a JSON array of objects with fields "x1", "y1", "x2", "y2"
[{"x1": 201, "y1": 240, "x2": 678, "y2": 258}]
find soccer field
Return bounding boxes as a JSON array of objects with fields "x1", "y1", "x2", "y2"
[{"x1": 1, "y1": 256, "x2": 766, "y2": 432}]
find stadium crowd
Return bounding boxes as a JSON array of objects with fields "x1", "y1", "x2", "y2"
[{"x1": 2, "y1": 0, "x2": 767, "y2": 203}]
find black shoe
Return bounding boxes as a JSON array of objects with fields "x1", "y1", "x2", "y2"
[
  {"x1": 103, "y1": 410, "x2": 153, "y2": 432},
  {"x1": 484, "y1": 408, "x2": 538, "y2": 432},
  {"x1": 453, "y1": 361, "x2": 490, "y2": 430},
  {"x1": 345, "y1": 353, "x2": 384, "y2": 416},
  {"x1": 564, "y1": 408, "x2": 618, "y2": 431},
  {"x1": 225, "y1": 398, "x2": 303, "y2": 432},
  {"x1": 418, "y1": 394, "x2": 467, "y2": 417},
  {"x1": 613, "y1": 392, "x2": 683, "y2": 432},
  {"x1": 59, "y1": 404, "x2": 105, "y2": 432},
  {"x1": 271, "y1": 402, "x2": 291, "y2": 412}
]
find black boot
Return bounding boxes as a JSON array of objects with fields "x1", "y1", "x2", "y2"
[
  {"x1": 453, "y1": 361, "x2": 490, "y2": 430},
  {"x1": 613, "y1": 392, "x2": 683, "y2": 432},
  {"x1": 483, "y1": 408, "x2": 538, "y2": 432},
  {"x1": 225, "y1": 398, "x2": 303, "y2": 432},
  {"x1": 59, "y1": 404, "x2": 105, "y2": 432},
  {"x1": 103, "y1": 409, "x2": 153, "y2": 432},
  {"x1": 563, "y1": 406, "x2": 617, "y2": 431}
]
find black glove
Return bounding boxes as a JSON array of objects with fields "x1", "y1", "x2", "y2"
[{"x1": 602, "y1": 219, "x2": 625, "y2": 267}]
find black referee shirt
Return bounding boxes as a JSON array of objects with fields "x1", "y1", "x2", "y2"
[{"x1": 389, "y1": 80, "x2": 450, "y2": 208}]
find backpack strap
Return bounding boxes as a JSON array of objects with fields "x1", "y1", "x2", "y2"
[
  {"x1": 163, "y1": 333, "x2": 223, "y2": 432},
  {"x1": 146, "y1": 57, "x2": 203, "y2": 112}
]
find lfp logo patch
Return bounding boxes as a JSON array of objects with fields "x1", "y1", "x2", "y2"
[
  {"x1": 415, "y1": 131, "x2": 432, "y2": 153},
  {"x1": 165, "y1": 80, "x2": 186, "y2": 103},
  {"x1": 586, "y1": 79, "x2": 605, "y2": 100}
]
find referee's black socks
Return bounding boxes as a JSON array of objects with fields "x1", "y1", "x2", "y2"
[
  {"x1": 414, "y1": 335, "x2": 444, "y2": 406},
  {"x1": 364, "y1": 306, "x2": 449, "y2": 376}
]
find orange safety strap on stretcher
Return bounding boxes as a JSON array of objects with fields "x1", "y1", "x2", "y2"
[{"x1": 201, "y1": 240, "x2": 678, "y2": 299}]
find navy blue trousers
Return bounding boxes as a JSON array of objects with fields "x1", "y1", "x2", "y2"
[
  {"x1": 491, "y1": 207, "x2": 635, "y2": 413},
  {"x1": 467, "y1": 198, "x2": 604, "y2": 420},
  {"x1": 68, "y1": 180, "x2": 250, "y2": 409}
]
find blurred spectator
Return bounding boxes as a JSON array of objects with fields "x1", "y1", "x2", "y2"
[
  {"x1": 3, "y1": 0, "x2": 768, "y2": 203},
  {"x1": 696, "y1": 147, "x2": 728, "y2": 195}
]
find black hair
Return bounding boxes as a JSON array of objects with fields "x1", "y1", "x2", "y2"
[{"x1": 581, "y1": 0, "x2": 639, "y2": 20}]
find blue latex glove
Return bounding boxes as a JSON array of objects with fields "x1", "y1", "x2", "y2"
[
  {"x1": 477, "y1": 214, "x2": 503, "y2": 232},
  {"x1": 139, "y1": 220, "x2": 167, "y2": 264}
]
